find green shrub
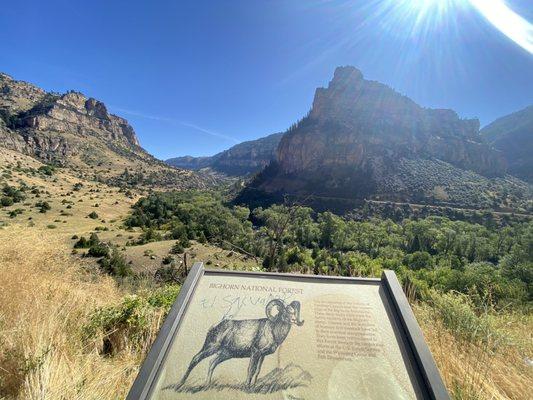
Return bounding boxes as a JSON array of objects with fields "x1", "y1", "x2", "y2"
[
  {"x1": 38, "y1": 165, "x2": 55, "y2": 176},
  {"x1": 8, "y1": 208, "x2": 23, "y2": 218},
  {"x1": 170, "y1": 242, "x2": 184, "y2": 254},
  {"x1": 179, "y1": 237, "x2": 190, "y2": 249},
  {"x1": 35, "y1": 201, "x2": 51, "y2": 213},
  {"x1": 154, "y1": 263, "x2": 183, "y2": 283},
  {"x1": 88, "y1": 211, "x2": 99, "y2": 219},
  {"x1": 135, "y1": 228, "x2": 162, "y2": 245},
  {"x1": 83, "y1": 285, "x2": 180, "y2": 354},
  {"x1": 1, "y1": 196, "x2": 14, "y2": 207},
  {"x1": 74, "y1": 237, "x2": 89, "y2": 248},
  {"x1": 404, "y1": 251, "x2": 434, "y2": 270},
  {"x1": 87, "y1": 242, "x2": 109, "y2": 258},
  {"x1": 428, "y1": 290, "x2": 505, "y2": 347},
  {"x1": 98, "y1": 247, "x2": 132, "y2": 277},
  {"x1": 2, "y1": 185, "x2": 25, "y2": 203}
]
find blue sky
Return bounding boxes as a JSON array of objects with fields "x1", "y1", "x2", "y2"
[{"x1": 1, "y1": 0, "x2": 532, "y2": 158}]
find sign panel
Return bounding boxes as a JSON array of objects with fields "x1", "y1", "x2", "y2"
[{"x1": 127, "y1": 263, "x2": 449, "y2": 400}]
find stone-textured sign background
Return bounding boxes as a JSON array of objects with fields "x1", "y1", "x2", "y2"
[{"x1": 150, "y1": 274, "x2": 425, "y2": 399}]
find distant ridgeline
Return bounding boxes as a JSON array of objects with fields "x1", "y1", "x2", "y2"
[
  {"x1": 481, "y1": 105, "x2": 533, "y2": 184},
  {"x1": 165, "y1": 132, "x2": 283, "y2": 176},
  {"x1": 231, "y1": 67, "x2": 531, "y2": 214},
  {"x1": 0, "y1": 72, "x2": 215, "y2": 189}
]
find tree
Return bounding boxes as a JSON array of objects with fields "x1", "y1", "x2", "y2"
[
  {"x1": 36, "y1": 201, "x2": 51, "y2": 213},
  {"x1": 99, "y1": 247, "x2": 132, "y2": 277},
  {"x1": 254, "y1": 205, "x2": 295, "y2": 270},
  {"x1": 404, "y1": 251, "x2": 434, "y2": 270}
]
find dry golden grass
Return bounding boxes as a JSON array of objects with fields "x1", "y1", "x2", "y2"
[
  {"x1": 0, "y1": 227, "x2": 149, "y2": 400},
  {"x1": 0, "y1": 148, "x2": 138, "y2": 240},
  {"x1": 416, "y1": 304, "x2": 533, "y2": 400}
]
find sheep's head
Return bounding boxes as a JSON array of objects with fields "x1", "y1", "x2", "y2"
[{"x1": 266, "y1": 299, "x2": 304, "y2": 326}]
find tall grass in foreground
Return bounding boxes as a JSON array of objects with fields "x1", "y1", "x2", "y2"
[
  {"x1": 0, "y1": 227, "x2": 151, "y2": 399},
  {"x1": 415, "y1": 292, "x2": 532, "y2": 399},
  {"x1": 0, "y1": 227, "x2": 531, "y2": 399}
]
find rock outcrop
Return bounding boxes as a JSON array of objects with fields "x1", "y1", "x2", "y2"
[
  {"x1": 0, "y1": 72, "x2": 140, "y2": 156},
  {"x1": 277, "y1": 66, "x2": 503, "y2": 177},
  {"x1": 237, "y1": 66, "x2": 524, "y2": 210},
  {"x1": 166, "y1": 132, "x2": 283, "y2": 176},
  {"x1": 0, "y1": 72, "x2": 213, "y2": 189},
  {"x1": 481, "y1": 105, "x2": 533, "y2": 183},
  {"x1": 21, "y1": 92, "x2": 140, "y2": 147}
]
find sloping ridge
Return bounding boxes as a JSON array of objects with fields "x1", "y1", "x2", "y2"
[
  {"x1": 481, "y1": 105, "x2": 533, "y2": 183},
  {"x1": 0, "y1": 72, "x2": 213, "y2": 189}
]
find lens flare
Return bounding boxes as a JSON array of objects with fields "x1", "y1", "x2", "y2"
[
  {"x1": 468, "y1": 0, "x2": 533, "y2": 54},
  {"x1": 397, "y1": 0, "x2": 533, "y2": 53}
]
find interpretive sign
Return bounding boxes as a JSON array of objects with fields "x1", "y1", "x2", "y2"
[{"x1": 127, "y1": 263, "x2": 449, "y2": 400}]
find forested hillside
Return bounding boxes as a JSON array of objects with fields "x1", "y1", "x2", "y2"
[{"x1": 234, "y1": 67, "x2": 532, "y2": 213}]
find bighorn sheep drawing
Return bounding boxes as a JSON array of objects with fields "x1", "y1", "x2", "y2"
[{"x1": 177, "y1": 299, "x2": 304, "y2": 388}]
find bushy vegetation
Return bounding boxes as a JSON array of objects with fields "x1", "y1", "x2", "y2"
[
  {"x1": 74, "y1": 233, "x2": 132, "y2": 277},
  {"x1": 126, "y1": 191, "x2": 253, "y2": 248},
  {"x1": 0, "y1": 108, "x2": 18, "y2": 129},
  {"x1": 37, "y1": 164, "x2": 55, "y2": 176},
  {"x1": 127, "y1": 191, "x2": 532, "y2": 309},
  {"x1": 35, "y1": 200, "x2": 51, "y2": 213},
  {"x1": 84, "y1": 285, "x2": 180, "y2": 354},
  {"x1": 98, "y1": 247, "x2": 132, "y2": 277},
  {"x1": 1, "y1": 184, "x2": 26, "y2": 207}
]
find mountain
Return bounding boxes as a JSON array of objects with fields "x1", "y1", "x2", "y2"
[
  {"x1": 237, "y1": 66, "x2": 530, "y2": 212},
  {"x1": 166, "y1": 132, "x2": 283, "y2": 176},
  {"x1": 0, "y1": 72, "x2": 213, "y2": 189},
  {"x1": 481, "y1": 105, "x2": 533, "y2": 183}
]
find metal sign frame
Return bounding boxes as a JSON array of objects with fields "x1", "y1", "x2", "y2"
[{"x1": 126, "y1": 262, "x2": 449, "y2": 400}]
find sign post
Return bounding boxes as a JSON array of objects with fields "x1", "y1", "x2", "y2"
[{"x1": 127, "y1": 262, "x2": 449, "y2": 400}]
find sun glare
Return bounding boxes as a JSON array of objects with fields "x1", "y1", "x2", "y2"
[
  {"x1": 469, "y1": 0, "x2": 533, "y2": 54},
  {"x1": 403, "y1": 0, "x2": 533, "y2": 54}
]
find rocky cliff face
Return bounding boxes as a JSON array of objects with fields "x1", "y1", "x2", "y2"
[
  {"x1": 0, "y1": 73, "x2": 140, "y2": 157},
  {"x1": 166, "y1": 132, "x2": 283, "y2": 176},
  {"x1": 0, "y1": 72, "x2": 213, "y2": 189},
  {"x1": 481, "y1": 105, "x2": 533, "y2": 183},
  {"x1": 238, "y1": 66, "x2": 521, "y2": 210},
  {"x1": 277, "y1": 66, "x2": 503, "y2": 177},
  {"x1": 21, "y1": 92, "x2": 140, "y2": 147}
]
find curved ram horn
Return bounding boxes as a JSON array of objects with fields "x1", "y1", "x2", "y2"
[
  {"x1": 265, "y1": 299, "x2": 285, "y2": 321},
  {"x1": 289, "y1": 301, "x2": 305, "y2": 326}
]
